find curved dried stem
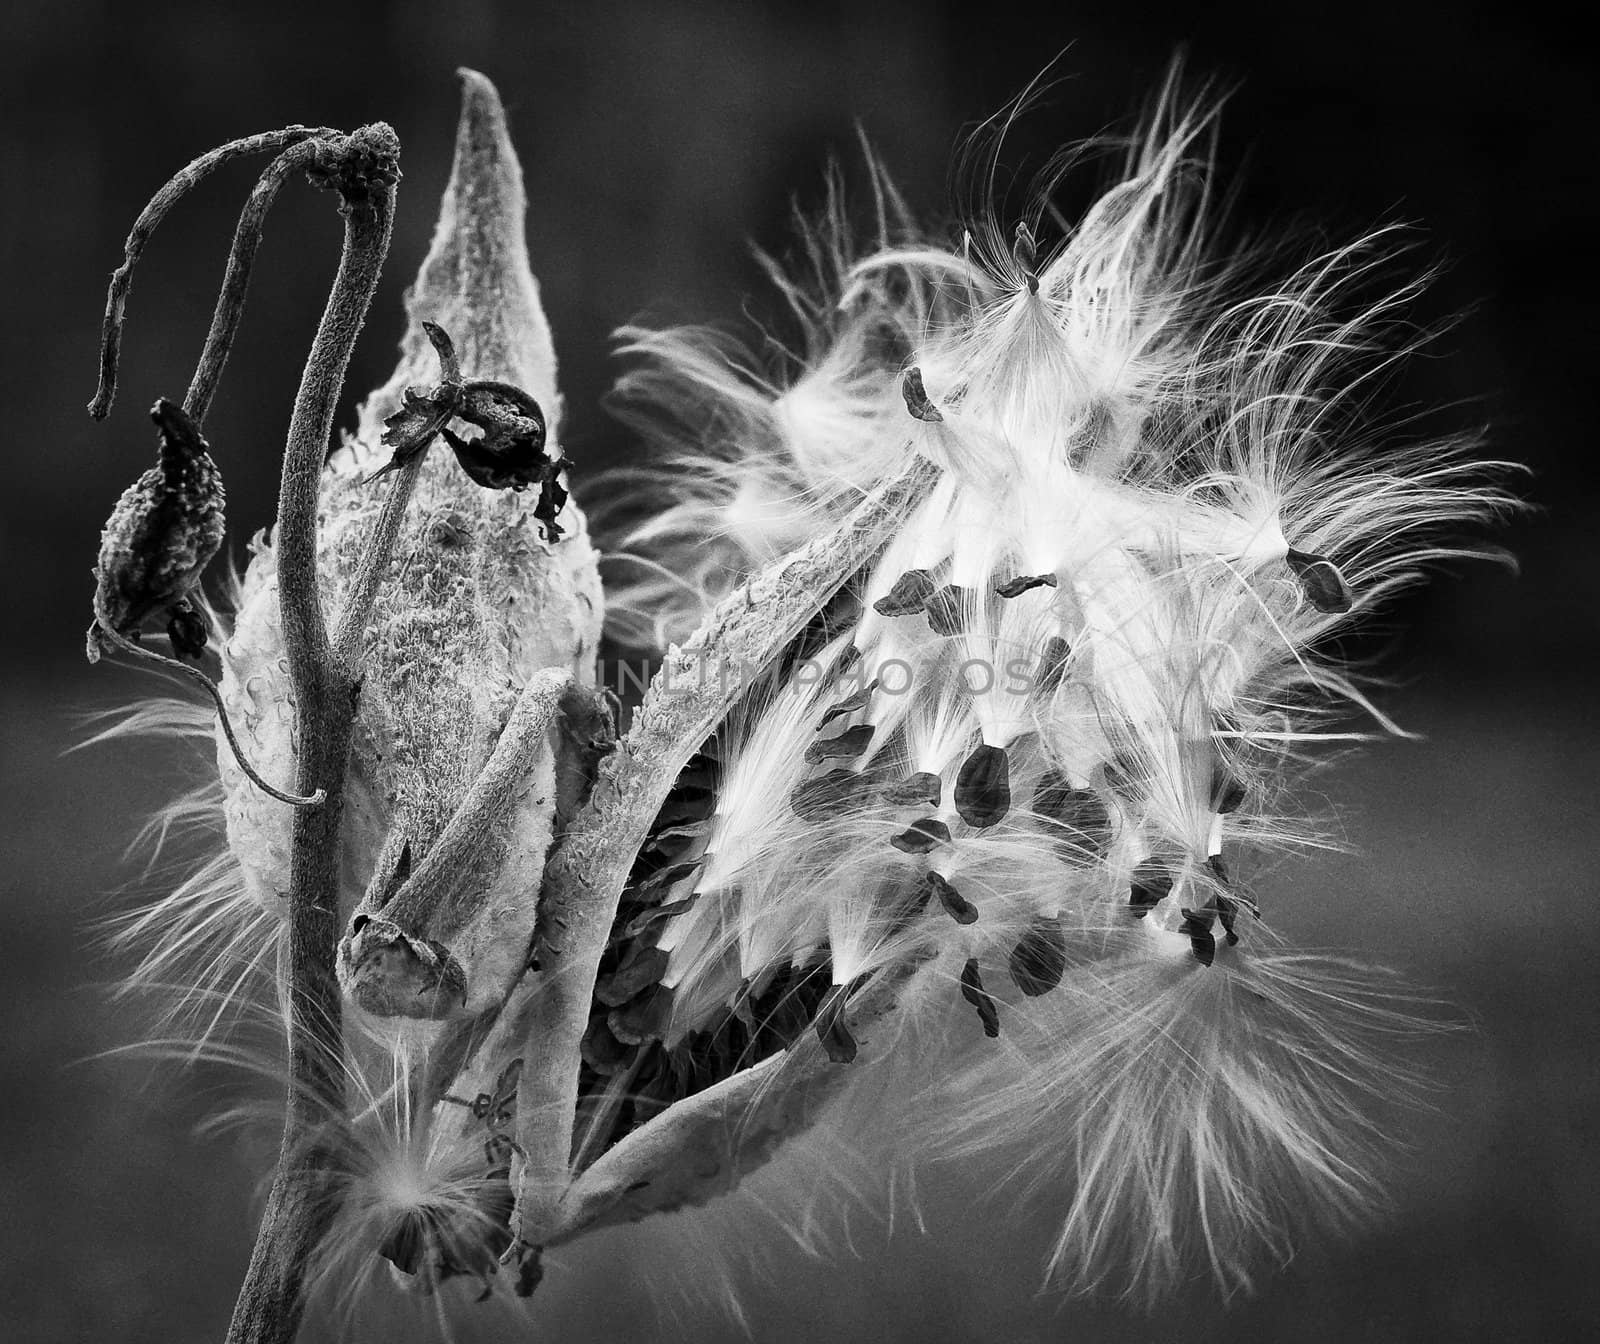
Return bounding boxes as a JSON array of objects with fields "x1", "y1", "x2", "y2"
[
  {"x1": 89, "y1": 596, "x2": 324, "y2": 808},
  {"x1": 88, "y1": 125, "x2": 335, "y2": 421},
  {"x1": 183, "y1": 138, "x2": 328, "y2": 424}
]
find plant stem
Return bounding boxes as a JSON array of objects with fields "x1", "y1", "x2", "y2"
[
  {"x1": 224, "y1": 124, "x2": 398, "y2": 1344},
  {"x1": 89, "y1": 125, "x2": 334, "y2": 421}
]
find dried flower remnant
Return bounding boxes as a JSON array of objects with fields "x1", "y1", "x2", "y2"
[
  {"x1": 365, "y1": 320, "x2": 465, "y2": 478},
  {"x1": 366, "y1": 320, "x2": 568, "y2": 535}
]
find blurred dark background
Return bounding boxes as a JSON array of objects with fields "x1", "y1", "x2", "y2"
[{"x1": 3, "y1": 1, "x2": 1595, "y2": 1340}]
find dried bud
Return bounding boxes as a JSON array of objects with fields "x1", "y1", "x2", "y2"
[
  {"x1": 87, "y1": 398, "x2": 224, "y2": 661},
  {"x1": 303, "y1": 123, "x2": 401, "y2": 202},
  {"x1": 442, "y1": 379, "x2": 568, "y2": 538},
  {"x1": 445, "y1": 381, "x2": 547, "y2": 484}
]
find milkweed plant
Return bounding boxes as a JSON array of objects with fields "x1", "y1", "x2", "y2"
[{"x1": 83, "y1": 67, "x2": 1516, "y2": 1344}]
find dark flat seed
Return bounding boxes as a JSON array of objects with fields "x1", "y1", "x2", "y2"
[
  {"x1": 1009, "y1": 916, "x2": 1068, "y2": 996},
  {"x1": 818, "y1": 680, "x2": 877, "y2": 727},
  {"x1": 835, "y1": 643, "x2": 863, "y2": 674},
  {"x1": 1032, "y1": 769, "x2": 1110, "y2": 855},
  {"x1": 995, "y1": 572, "x2": 1057, "y2": 599},
  {"x1": 883, "y1": 771, "x2": 941, "y2": 807},
  {"x1": 805, "y1": 723, "x2": 875, "y2": 763},
  {"x1": 901, "y1": 365, "x2": 943, "y2": 422},
  {"x1": 1206, "y1": 856, "x2": 1245, "y2": 945},
  {"x1": 1215, "y1": 894, "x2": 1241, "y2": 947},
  {"x1": 609, "y1": 984, "x2": 675, "y2": 1045},
  {"x1": 924, "y1": 584, "x2": 969, "y2": 637},
  {"x1": 814, "y1": 984, "x2": 858, "y2": 1063},
  {"x1": 1180, "y1": 908, "x2": 1217, "y2": 967},
  {"x1": 890, "y1": 817, "x2": 951, "y2": 854},
  {"x1": 959, "y1": 958, "x2": 1000, "y2": 1037},
  {"x1": 792, "y1": 769, "x2": 875, "y2": 821},
  {"x1": 873, "y1": 568, "x2": 936, "y2": 618},
  {"x1": 580, "y1": 1014, "x2": 634, "y2": 1074},
  {"x1": 955, "y1": 744, "x2": 1011, "y2": 828},
  {"x1": 1211, "y1": 768, "x2": 1246, "y2": 814},
  {"x1": 633, "y1": 856, "x2": 706, "y2": 897},
  {"x1": 923, "y1": 870, "x2": 979, "y2": 924},
  {"x1": 1286, "y1": 548, "x2": 1353, "y2": 614},
  {"x1": 1129, "y1": 857, "x2": 1175, "y2": 917},
  {"x1": 621, "y1": 893, "x2": 700, "y2": 940},
  {"x1": 595, "y1": 944, "x2": 670, "y2": 1007},
  {"x1": 1036, "y1": 636, "x2": 1072, "y2": 695}
]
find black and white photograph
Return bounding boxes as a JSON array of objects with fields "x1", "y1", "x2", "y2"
[{"x1": 2, "y1": 2, "x2": 1593, "y2": 1341}]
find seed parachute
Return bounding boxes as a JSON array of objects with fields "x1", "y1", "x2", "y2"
[{"x1": 598, "y1": 80, "x2": 1515, "y2": 1294}]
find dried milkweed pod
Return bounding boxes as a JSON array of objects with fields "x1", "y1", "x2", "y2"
[{"x1": 88, "y1": 61, "x2": 1520, "y2": 1344}]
